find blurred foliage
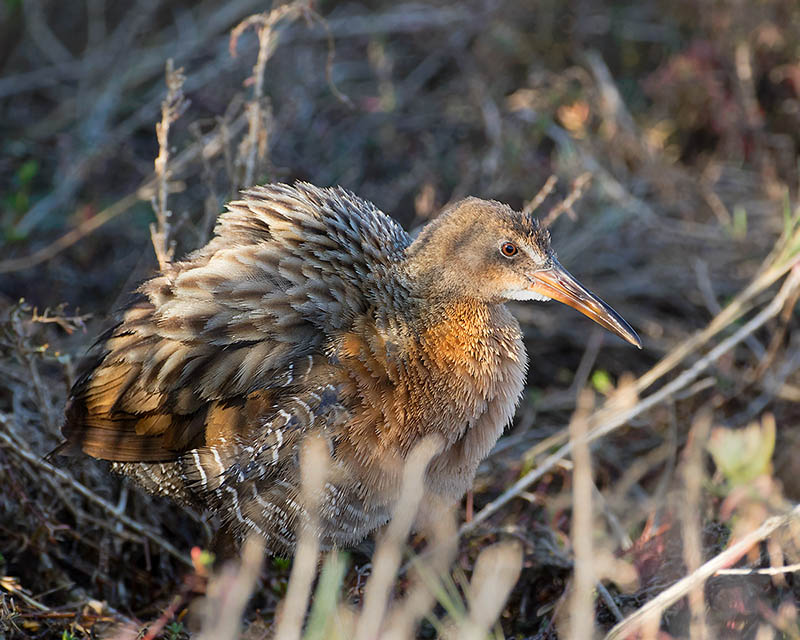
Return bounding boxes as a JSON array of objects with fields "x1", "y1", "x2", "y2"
[
  {"x1": 1, "y1": 0, "x2": 800, "y2": 638},
  {"x1": 591, "y1": 368, "x2": 614, "y2": 395},
  {"x1": 708, "y1": 416, "x2": 776, "y2": 488}
]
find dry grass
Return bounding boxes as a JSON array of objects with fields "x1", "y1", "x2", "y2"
[{"x1": 2, "y1": 1, "x2": 800, "y2": 638}]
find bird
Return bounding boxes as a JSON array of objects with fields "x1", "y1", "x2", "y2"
[{"x1": 59, "y1": 181, "x2": 640, "y2": 555}]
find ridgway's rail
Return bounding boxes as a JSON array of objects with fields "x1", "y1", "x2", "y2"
[{"x1": 58, "y1": 182, "x2": 640, "y2": 554}]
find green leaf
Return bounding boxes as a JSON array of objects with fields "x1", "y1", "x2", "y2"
[
  {"x1": 17, "y1": 159, "x2": 38, "y2": 185},
  {"x1": 591, "y1": 369, "x2": 613, "y2": 395},
  {"x1": 732, "y1": 205, "x2": 747, "y2": 240},
  {"x1": 782, "y1": 188, "x2": 793, "y2": 240},
  {"x1": 305, "y1": 552, "x2": 348, "y2": 640},
  {"x1": 707, "y1": 416, "x2": 776, "y2": 487},
  {"x1": 165, "y1": 621, "x2": 184, "y2": 640}
]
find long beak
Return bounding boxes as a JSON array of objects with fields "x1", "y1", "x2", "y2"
[{"x1": 529, "y1": 259, "x2": 642, "y2": 348}]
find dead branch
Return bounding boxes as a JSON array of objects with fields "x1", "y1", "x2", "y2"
[
  {"x1": 680, "y1": 411, "x2": 712, "y2": 640},
  {"x1": 0, "y1": 414, "x2": 191, "y2": 567},
  {"x1": 604, "y1": 503, "x2": 800, "y2": 640},
  {"x1": 715, "y1": 562, "x2": 800, "y2": 577},
  {"x1": 353, "y1": 435, "x2": 445, "y2": 640},
  {"x1": 0, "y1": 111, "x2": 248, "y2": 274},
  {"x1": 230, "y1": 3, "x2": 308, "y2": 188},
  {"x1": 273, "y1": 435, "x2": 329, "y2": 640},
  {"x1": 195, "y1": 536, "x2": 266, "y2": 640},
  {"x1": 542, "y1": 172, "x2": 592, "y2": 228},
  {"x1": 523, "y1": 175, "x2": 558, "y2": 216},
  {"x1": 150, "y1": 59, "x2": 187, "y2": 270},
  {"x1": 566, "y1": 390, "x2": 598, "y2": 640}
]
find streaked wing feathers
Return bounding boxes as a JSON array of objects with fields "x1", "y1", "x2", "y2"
[{"x1": 61, "y1": 183, "x2": 410, "y2": 462}]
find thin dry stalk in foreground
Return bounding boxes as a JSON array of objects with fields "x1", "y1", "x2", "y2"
[
  {"x1": 274, "y1": 436, "x2": 330, "y2": 640},
  {"x1": 566, "y1": 389, "x2": 597, "y2": 640},
  {"x1": 195, "y1": 536, "x2": 266, "y2": 640},
  {"x1": 453, "y1": 541, "x2": 523, "y2": 640},
  {"x1": 681, "y1": 411, "x2": 712, "y2": 640},
  {"x1": 354, "y1": 434, "x2": 445, "y2": 640},
  {"x1": 381, "y1": 512, "x2": 458, "y2": 640}
]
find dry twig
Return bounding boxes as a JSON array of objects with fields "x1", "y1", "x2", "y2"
[
  {"x1": 150, "y1": 59, "x2": 187, "y2": 270},
  {"x1": 274, "y1": 435, "x2": 330, "y2": 640},
  {"x1": 542, "y1": 172, "x2": 592, "y2": 228},
  {"x1": 382, "y1": 512, "x2": 458, "y2": 640},
  {"x1": 604, "y1": 503, "x2": 800, "y2": 640},
  {"x1": 523, "y1": 175, "x2": 558, "y2": 216},
  {"x1": 715, "y1": 563, "x2": 800, "y2": 576},
  {"x1": 354, "y1": 435, "x2": 445, "y2": 640},
  {"x1": 196, "y1": 535, "x2": 266, "y2": 640},
  {"x1": 455, "y1": 541, "x2": 523, "y2": 640},
  {"x1": 230, "y1": 3, "x2": 307, "y2": 189},
  {"x1": 566, "y1": 389, "x2": 597, "y2": 640},
  {"x1": 0, "y1": 414, "x2": 191, "y2": 567},
  {"x1": 681, "y1": 411, "x2": 712, "y2": 640}
]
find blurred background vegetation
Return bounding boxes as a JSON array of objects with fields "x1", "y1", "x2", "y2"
[{"x1": 1, "y1": 0, "x2": 800, "y2": 638}]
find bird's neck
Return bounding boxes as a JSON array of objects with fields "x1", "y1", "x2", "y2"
[
  {"x1": 386, "y1": 260, "x2": 524, "y2": 375},
  {"x1": 393, "y1": 258, "x2": 504, "y2": 344},
  {"x1": 402, "y1": 230, "x2": 474, "y2": 303},
  {"x1": 414, "y1": 297, "x2": 497, "y2": 341}
]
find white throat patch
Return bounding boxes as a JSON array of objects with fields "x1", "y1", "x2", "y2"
[{"x1": 504, "y1": 289, "x2": 551, "y2": 302}]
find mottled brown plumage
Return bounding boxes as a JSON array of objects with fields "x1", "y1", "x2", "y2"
[{"x1": 60, "y1": 182, "x2": 639, "y2": 554}]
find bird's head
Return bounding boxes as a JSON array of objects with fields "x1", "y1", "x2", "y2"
[{"x1": 405, "y1": 197, "x2": 641, "y2": 348}]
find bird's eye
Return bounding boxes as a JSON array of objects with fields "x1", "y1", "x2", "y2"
[{"x1": 500, "y1": 242, "x2": 518, "y2": 258}]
